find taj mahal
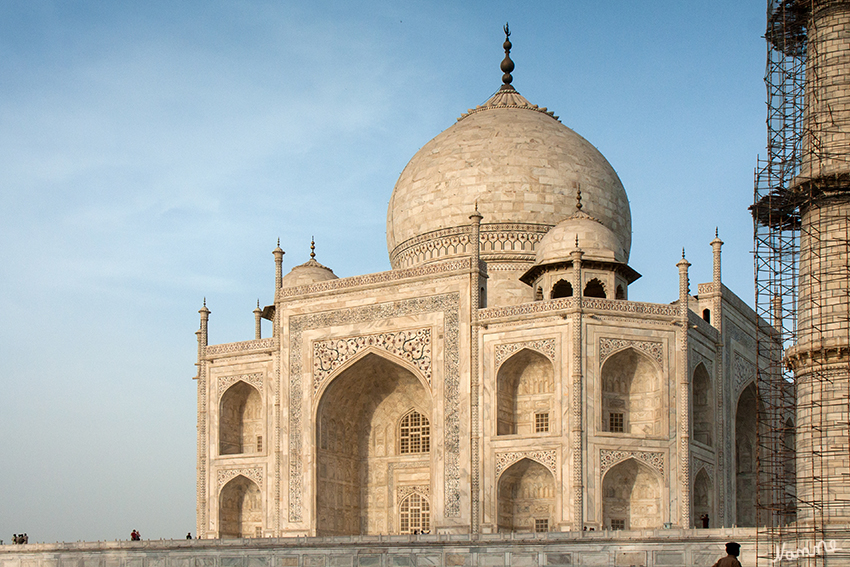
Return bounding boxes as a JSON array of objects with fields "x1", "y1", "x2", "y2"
[
  {"x1": 4, "y1": 5, "x2": 850, "y2": 565},
  {"x1": 193, "y1": 28, "x2": 769, "y2": 540}
]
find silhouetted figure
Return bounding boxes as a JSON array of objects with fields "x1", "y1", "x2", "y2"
[
  {"x1": 712, "y1": 542, "x2": 742, "y2": 567},
  {"x1": 130, "y1": 530, "x2": 141, "y2": 541},
  {"x1": 23, "y1": 534, "x2": 28, "y2": 544},
  {"x1": 701, "y1": 514, "x2": 710, "y2": 528},
  {"x1": 186, "y1": 533, "x2": 192, "y2": 540}
]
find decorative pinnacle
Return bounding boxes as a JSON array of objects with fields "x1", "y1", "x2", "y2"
[
  {"x1": 501, "y1": 23, "x2": 514, "y2": 86},
  {"x1": 575, "y1": 235, "x2": 580, "y2": 248},
  {"x1": 576, "y1": 186, "x2": 583, "y2": 211},
  {"x1": 310, "y1": 237, "x2": 316, "y2": 260},
  {"x1": 682, "y1": 248, "x2": 686, "y2": 259},
  {"x1": 715, "y1": 227, "x2": 718, "y2": 238}
]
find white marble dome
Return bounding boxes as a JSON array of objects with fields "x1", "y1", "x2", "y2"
[
  {"x1": 386, "y1": 84, "x2": 631, "y2": 268},
  {"x1": 282, "y1": 258, "x2": 337, "y2": 288},
  {"x1": 535, "y1": 209, "x2": 627, "y2": 265}
]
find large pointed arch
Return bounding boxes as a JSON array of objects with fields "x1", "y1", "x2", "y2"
[
  {"x1": 600, "y1": 347, "x2": 662, "y2": 436},
  {"x1": 735, "y1": 382, "x2": 758, "y2": 527},
  {"x1": 315, "y1": 352, "x2": 432, "y2": 536},
  {"x1": 497, "y1": 458, "x2": 555, "y2": 532},
  {"x1": 693, "y1": 467, "x2": 714, "y2": 527},
  {"x1": 496, "y1": 348, "x2": 555, "y2": 436},
  {"x1": 602, "y1": 458, "x2": 662, "y2": 529},
  {"x1": 692, "y1": 362, "x2": 714, "y2": 446},
  {"x1": 219, "y1": 381, "x2": 263, "y2": 455},
  {"x1": 219, "y1": 475, "x2": 262, "y2": 538}
]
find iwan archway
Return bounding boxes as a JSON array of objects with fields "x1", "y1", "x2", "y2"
[{"x1": 315, "y1": 351, "x2": 432, "y2": 536}]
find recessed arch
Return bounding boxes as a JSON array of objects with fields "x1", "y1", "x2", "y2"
[
  {"x1": 692, "y1": 362, "x2": 714, "y2": 446},
  {"x1": 600, "y1": 347, "x2": 662, "y2": 435},
  {"x1": 219, "y1": 475, "x2": 262, "y2": 538},
  {"x1": 584, "y1": 278, "x2": 606, "y2": 298},
  {"x1": 551, "y1": 279, "x2": 573, "y2": 299},
  {"x1": 735, "y1": 382, "x2": 758, "y2": 527},
  {"x1": 315, "y1": 352, "x2": 432, "y2": 536},
  {"x1": 496, "y1": 348, "x2": 555, "y2": 436},
  {"x1": 602, "y1": 458, "x2": 661, "y2": 529},
  {"x1": 398, "y1": 492, "x2": 430, "y2": 534},
  {"x1": 497, "y1": 458, "x2": 555, "y2": 532},
  {"x1": 313, "y1": 346, "x2": 432, "y2": 407},
  {"x1": 219, "y1": 381, "x2": 263, "y2": 455},
  {"x1": 693, "y1": 467, "x2": 714, "y2": 527}
]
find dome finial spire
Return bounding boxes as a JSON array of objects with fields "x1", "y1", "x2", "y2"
[
  {"x1": 500, "y1": 23, "x2": 514, "y2": 87},
  {"x1": 310, "y1": 237, "x2": 316, "y2": 260},
  {"x1": 576, "y1": 186, "x2": 583, "y2": 211}
]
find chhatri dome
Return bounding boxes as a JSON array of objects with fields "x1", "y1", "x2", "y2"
[{"x1": 386, "y1": 26, "x2": 632, "y2": 304}]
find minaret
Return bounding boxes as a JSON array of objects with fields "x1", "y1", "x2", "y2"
[{"x1": 785, "y1": 0, "x2": 850, "y2": 530}]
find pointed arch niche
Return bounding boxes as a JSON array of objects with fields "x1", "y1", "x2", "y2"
[
  {"x1": 219, "y1": 475, "x2": 262, "y2": 538},
  {"x1": 496, "y1": 349, "x2": 555, "y2": 436},
  {"x1": 497, "y1": 458, "x2": 555, "y2": 532},
  {"x1": 693, "y1": 468, "x2": 714, "y2": 527},
  {"x1": 315, "y1": 352, "x2": 431, "y2": 536},
  {"x1": 602, "y1": 458, "x2": 661, "y2": 529},
  {"x1": 692, "y1": 362, "x2": 715, "y2": 446},
  {"x1": 600, "y1": 348, "x2": 662, "y2": 435},
  {"x1": 735, "y1": 382, "x2": 758, "y2": 527},
  {"x1": 219, "y1": 381, "x2": 263, "y2": 455}
]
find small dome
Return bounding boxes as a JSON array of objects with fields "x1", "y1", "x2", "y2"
[
  {"x1": 536, "y1": 210, "x2": 627, "y2": 265},
  {"x1": 282, "y1": 258, "x2": 337, "y2": 288}
]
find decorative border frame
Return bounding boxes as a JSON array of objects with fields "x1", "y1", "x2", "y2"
[
  {"x1": 287, "y1": 293, "x2": 461, "y2": 523},
  {"x1": 313, "y1": 329, "x2": 432, "y2": 395},
  {"x1": 217, "y1": 372, "x2": 264, "y2": 400},
  {"x1": 217, "y1": 466, "x2": 263, "y2": 489},
  {"x1": 599, "y1": 337, "x2": 664, "y2": 368},
  {"x1": 600, "y1": 449, "x2": 665, "y2": 476},
  {"x1": 495, "y1": 450, "x2": 558, "y2": 479},
  {"x1": 494, "y1": 339, "x2": 556, "y2": 369}
]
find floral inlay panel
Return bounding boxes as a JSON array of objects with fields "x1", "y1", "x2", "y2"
[
  {"x1": 495, "y1": 450, "x2": 558, "y2": 478},
  {"x1": 217, "y1": 467, "x2": 263, "y2": 489},
  {"x1": 494, "y1": 339, "x2": 556, "y2": 369},
  {"x1": 313, "y1": 329, "x2": 431, "y2": 394},
  {"x1": 599, "y1": 337, "x2": 664, "y2": 368},
  {"x1": 600, "y1": 449, "x2": 665, "y2": 476}
]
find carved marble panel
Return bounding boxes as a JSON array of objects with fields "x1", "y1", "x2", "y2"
[
  {"x1": 217, "y1": 467, "x2": 263, "y2": 489},
  {"x1": 313, "y1": 328, "x2": 431, "y2": 394},
  {"x1": 599, "y1": 337, "x2": 664, "y2": 368},
  {"x1": 288, "y1": 293, "x2": 460, "y2": 522},
  {"x1": 494, "y1": 338, "x2": 556, "y2": 368},
  {"x1": 218, "y1": 373, "x2": 264, "y2": 399},
  {"x1": 600, "y1": 449, "x2": 665, "y2": 476},
  {"x1": 495, "y1": 450, "x2": 558, "y2": 479}
]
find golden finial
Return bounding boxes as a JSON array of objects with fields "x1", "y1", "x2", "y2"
[{"x1": 310, "y1": 237, "x2": 316, "y2": 260}]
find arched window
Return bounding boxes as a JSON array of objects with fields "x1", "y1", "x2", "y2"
[
  {"x1": 219, "y1": 475, "x2": 262, "y2": 538},
  {"x1": 497, "y1": 459, "x2": 555, "y2": 532},
  {"x1": 692, "y1": 363, "x2": 714, "y2": 446},
  {"x1": 399, "y1": 410, "x2": 430, "y2": 454},
  {"x1": 602, "y1": 458, "x2": 661, "y2": 529},
  {"x1": 551, "y1": 279, "x2": 573, "y2": 299},
  {"x1": 616, "y1": 285, "x2": 625, "y2": 300},
  {"x1": 399, "y1": 493, "x2": 430, "y2": 534},
  {"x1": 584, "y1": 278, "x2": 606, "y2": 298},
  {"x1": 496, "y1": 349, "x2": 555, "y2": 436},
  {"x1": 601, "y1": 348, "x2": 662, "y2": 435},
  {"x1": 703, "y1": 309, "x2": 711, "y2": 323},
  {"x1": 220, "y1": 381, "x2": 263, "y2": 455}
]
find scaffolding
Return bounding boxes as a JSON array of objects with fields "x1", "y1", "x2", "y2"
[{"x1": 753, "y1": 0, "x2": 850, "y2": 564}]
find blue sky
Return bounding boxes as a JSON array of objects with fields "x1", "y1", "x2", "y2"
[{"x1": 1, "y1": 1, "x2": 767, "y2": 543}]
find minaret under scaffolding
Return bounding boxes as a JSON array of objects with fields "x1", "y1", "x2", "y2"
[{"x1": 753, "y1": 0, "x2": 850, "y2": 561}]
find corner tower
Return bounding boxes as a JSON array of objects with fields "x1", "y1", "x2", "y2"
[{"x1": 753, "y1": 0, "x2": 850, "y2": 551}]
